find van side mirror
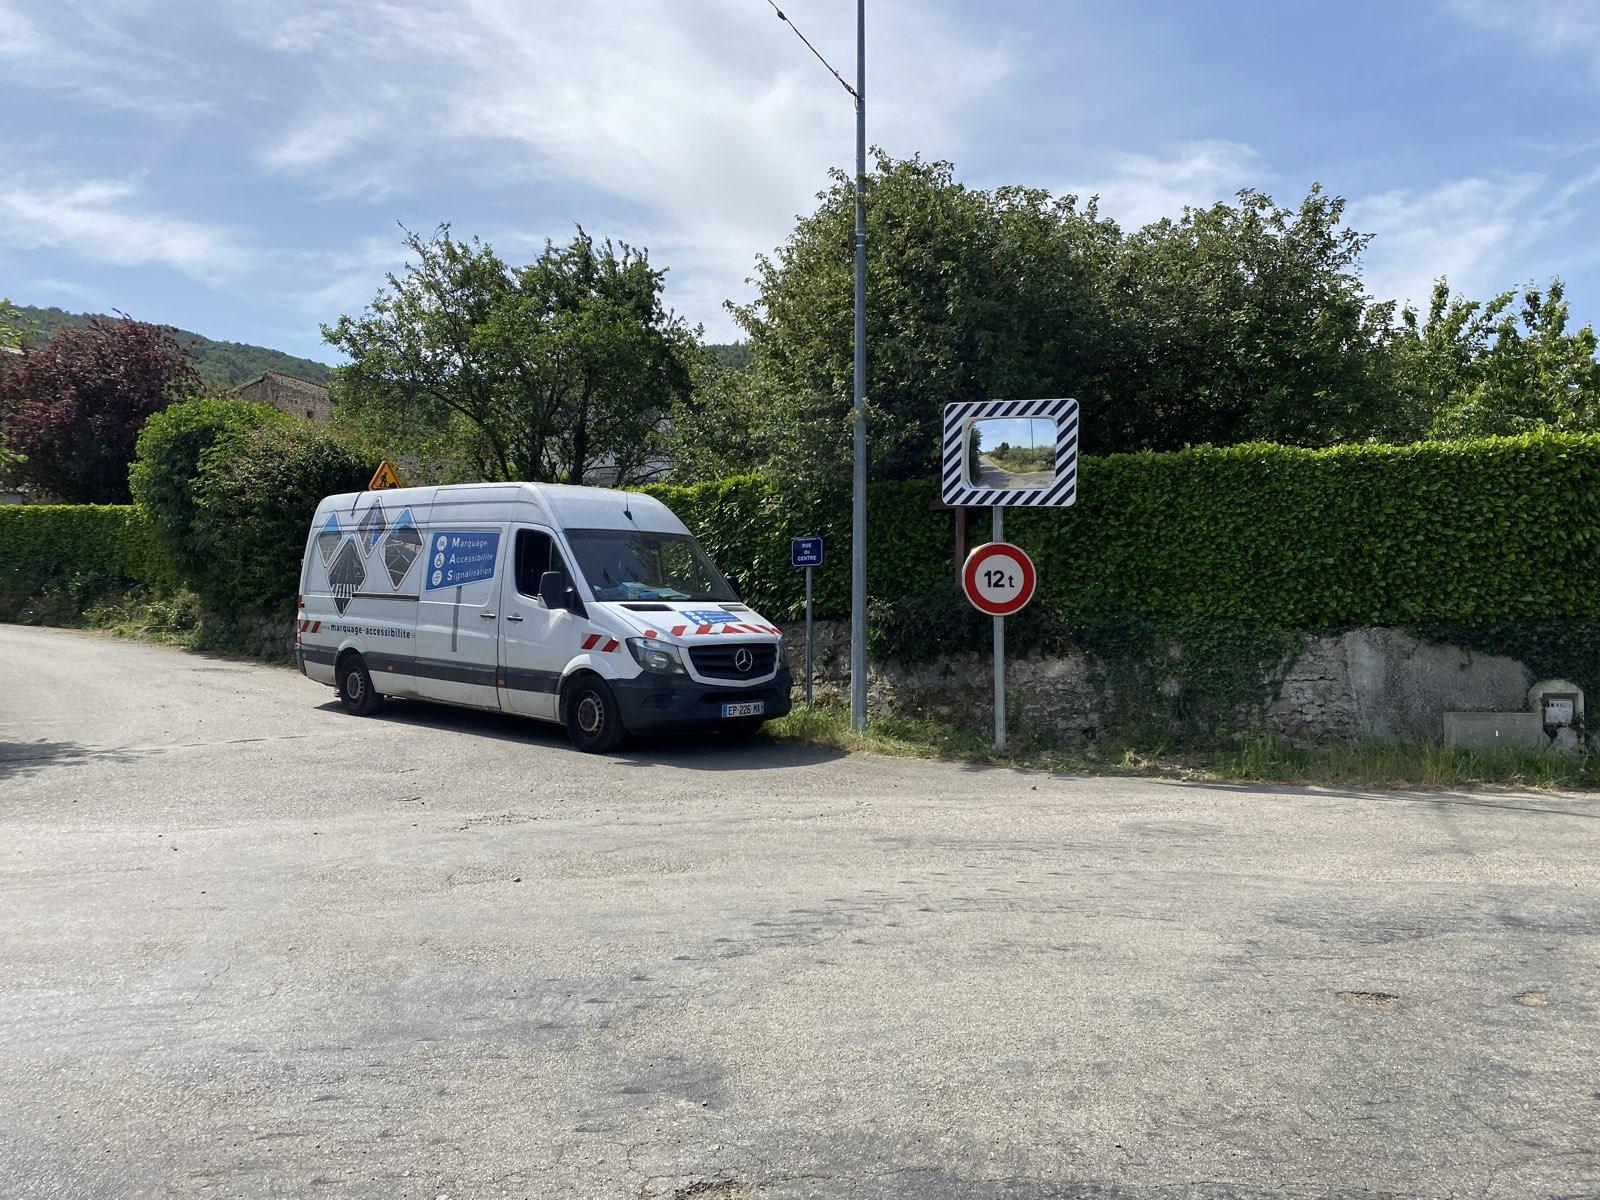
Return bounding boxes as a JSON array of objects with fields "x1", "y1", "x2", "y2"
[
  {"x1": 540, "y1": 571, "x2": 569, "y2": 610},
  {"x1": 725, "y1": 574, "x2": 742, "y2": 601}
]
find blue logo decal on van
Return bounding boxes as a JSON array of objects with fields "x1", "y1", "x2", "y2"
[
  {"x1": 425, "y1": 531, "x2": 502, "y2": 590},
  {"x1": 680, "y1": 609, "x2": 738, "y2": 626}
]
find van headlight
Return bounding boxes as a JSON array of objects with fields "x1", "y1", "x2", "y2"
[{"x1": 626, "y1": 637, "x2": 687, "y2": 675}]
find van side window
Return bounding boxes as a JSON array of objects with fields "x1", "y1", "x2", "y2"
[{"x1": 515, "y1": 529, "x2": 568, "y2": 599}]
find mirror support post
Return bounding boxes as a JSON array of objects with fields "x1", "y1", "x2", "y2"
[{"x1": 992, "y1": 504, "x2": 1005, "y2": 752}]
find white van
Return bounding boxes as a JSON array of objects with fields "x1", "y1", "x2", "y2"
[{"x1": 294, "y1": 482, "x2": 792, "y2": 751}]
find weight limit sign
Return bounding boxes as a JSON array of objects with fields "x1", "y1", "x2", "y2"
[{"x1": 961, "y1": 542, "x2": 1037, "y2": 617}]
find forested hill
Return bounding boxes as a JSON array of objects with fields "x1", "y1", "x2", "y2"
[
  {"x1": 704, "y1": 342, "x2": 751, "y2": 371},
  {"x1": 8, "y1": 305, "x2": 336, "y2": 390},
  {"x1": 11, "y1": 305, "x2": 750, "y2": 390}
]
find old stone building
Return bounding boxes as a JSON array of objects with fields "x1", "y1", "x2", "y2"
[{"x1": 230, "y1": 370, "x2": 332, "y2": 421}]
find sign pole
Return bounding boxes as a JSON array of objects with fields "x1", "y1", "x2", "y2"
[
  {"x1": 792, "y1": 536, "x2": 825, "y2": 709},
  {"x1": 960, "y1": 530, "x2": 1035, "y2": 753},
  {"x1": 992, "y1": 504, "x2": 1004, "y2": 752},
  {"x1": 805, "y1": 564, "x2": 815, "y2": 708}
]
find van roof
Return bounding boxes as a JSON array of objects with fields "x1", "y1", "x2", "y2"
[
  {"x1": 532, "y1": 484, "x2": 685, "y2": 534},
  {"x1": 317, "y1": 481, "x2": 688, "y2": 535}
]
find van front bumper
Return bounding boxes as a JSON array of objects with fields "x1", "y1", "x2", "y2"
[{"x1": 612, "y1": 664, "x2": 794, "y2": 733}]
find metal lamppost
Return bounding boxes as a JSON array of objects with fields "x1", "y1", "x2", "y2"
[{"x1": 768, "y1": 0, "x2": 869, "y2": 731}]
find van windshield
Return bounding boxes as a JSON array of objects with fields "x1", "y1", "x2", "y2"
[{"x1": 564, "y1": 529, "x2": 738, "y2": 603}]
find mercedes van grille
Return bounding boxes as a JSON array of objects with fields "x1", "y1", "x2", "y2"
[{"x1": 689, "y1": 642, "x2": 777, "y2": 680}]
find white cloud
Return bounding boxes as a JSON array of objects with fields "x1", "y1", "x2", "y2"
[
  {"x1": 1351, "y1": 166, "x2": 1600, "y2": 308},
  {"x1": 0, "y1": 0, "x2": 54, "y2": 62},
  {"x1": 1062, "y1": 140, "x2": 1267, "y2": 231},
  {"x1": 0, "y1": 179, "x2": 253, "y2": 286},
  {"x1": 292, "y1": 236, "x2": 415, "y2": 320},
  {"x1": 229, "y1": 0, "x2": 1014, "y2": 337},
  {"x1": 1443, "y1": 0, "x2": 1600, "y2": 83},
  {"x1": 1066, "y1": 136, "x2": 1600, "y2": 312},
  {"x1": 0, "y1": 0, "x2": 218, "y2": 118}
]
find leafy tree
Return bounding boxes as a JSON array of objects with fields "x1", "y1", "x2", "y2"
[
  {"x1": 130, "y1": 397, "x2": 285, "y2": 582},
  {"x1": 662, "y1": 348, "x2": 768, "y2": 483},
  {"x1": 0, "y1": 316, "x2": 200, "y2": 502},
  {"x1": 0, "y1": 300, "x2": 19, "y2": 476},
  {"x1": 718, "y1": 157, "x2": 1417, "y2": 483},
  {"x1": 1105, "y1": 187, "x2": 1397, "y2": 449},
  {"x1": 0, "y1": 299, "x2": 20, "y2": 352},
  {"x1": 728, "y1": 154, "x2": 1121, "y2": 483},
  {"x1": 326, "y1": 226, "x2": 696, "y2": 485},
  {"x1": 1385, "y1": 279, "x2": 1600, "y2": 440}
]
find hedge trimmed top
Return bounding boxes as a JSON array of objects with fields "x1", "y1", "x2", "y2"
[
  {"x1": 646, "y1": 433, "x2": 1600, "y2": 627},
  {"x1": 6, "y1": 431, "x2": 1598, "y2": 630}
]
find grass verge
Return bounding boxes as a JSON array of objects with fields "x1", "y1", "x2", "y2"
[
  {"x1": 768, "y1": 704, "x2": 1598, "y2": 792},
  {"x1": 81, "y1": 589, "x2": 205, "y2": 648}
]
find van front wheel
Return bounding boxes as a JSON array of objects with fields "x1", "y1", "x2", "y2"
[
  {"x1": 337, "y1": 654, "x2": 384, "y2": 717},
  {"x1": 565, "y1": 677, "x2": 626, "y2": 753}
]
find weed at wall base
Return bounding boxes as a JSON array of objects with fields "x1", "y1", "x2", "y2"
[{"x1": 770, "y1": 706, "x2": 1597, "y2": 791}]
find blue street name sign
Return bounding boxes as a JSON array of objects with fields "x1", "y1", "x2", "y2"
[{"x1": 791, "y1": 536, "x2": 825, "y2": 569}]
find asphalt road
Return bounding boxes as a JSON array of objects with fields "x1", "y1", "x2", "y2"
[
  {"x1": 3, "y1": 624, "x2": 1598, "y2": 1200},
  {"x1": 975, "y1": 455, "x2": 1052, "y2": 490}
]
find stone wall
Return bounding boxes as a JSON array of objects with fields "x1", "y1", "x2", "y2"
[
  {"x1": 777, "y1": 620, "x2": 1539, "y2": 747},
  {"x1": 1265, "y1": 630, "x2": 1531, "y2": 745}
]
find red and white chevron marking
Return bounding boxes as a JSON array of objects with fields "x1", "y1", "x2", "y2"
[{"x1": 667, "y1": 623, "x2": 780, "y2": 637}]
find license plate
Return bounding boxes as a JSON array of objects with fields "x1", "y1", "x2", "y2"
[{"x1": 721, "y1": 701, "x2": 764, "y2": 718}]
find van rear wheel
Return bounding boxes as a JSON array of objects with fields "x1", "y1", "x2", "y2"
[
  {"x1": 564, "y1": 677, "x2": 626, "y2": 753},
  {"x1": 337, "y1": 654, "x2": 384, "y2": 717}
]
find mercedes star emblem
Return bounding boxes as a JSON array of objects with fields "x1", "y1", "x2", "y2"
[{"x1": 734, "y1": 648, "x2": 754, "y2": 672}]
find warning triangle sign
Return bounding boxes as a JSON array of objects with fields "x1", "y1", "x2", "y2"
[{"x1": 369, "y1": 459, "x2": 403, "y2": 491}]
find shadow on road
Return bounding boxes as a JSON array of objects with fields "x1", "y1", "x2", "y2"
[
  {"x1": 319, "y1": 699, "x2": 848, "y2": 772},
  {"x1": 0, "y1": 740, "x2": 139, "y2": 782},
  {"x1": 615, "y1": 734, "x2": 848, "y2": 773}
]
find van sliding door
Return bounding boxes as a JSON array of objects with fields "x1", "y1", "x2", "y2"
[{"x1": 413, "y1": 525, "x2": 506, "y2": 710}]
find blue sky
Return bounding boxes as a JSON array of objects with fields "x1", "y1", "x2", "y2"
[
  {"x1": 3, "y1": 0, "x2": 1599, "y2": 364},
  {"x1": 975, "y1": 418, "x2": 1053, "y2": 454}
]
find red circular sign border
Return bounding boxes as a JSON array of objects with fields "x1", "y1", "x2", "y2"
[{"x1": 962, "y1": 542, "x2": 1037, "y2": 617}]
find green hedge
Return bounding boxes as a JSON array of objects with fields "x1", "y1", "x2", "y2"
[
  {"x1": 189, "y1": 421, "x2": 374, "y2": 618},
  {"x1": 10, "y1": 432, "x2": 1600, "y2": 634},
  {"x1": 130, "y1": 396, "x2": 285, "y2": 586},
  {"x1": 653, "y1": 434, "x2": 1600, "y2": 627},
  {"x1": 0, "y1": 504, "x2": 175, "y2": 618}
]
